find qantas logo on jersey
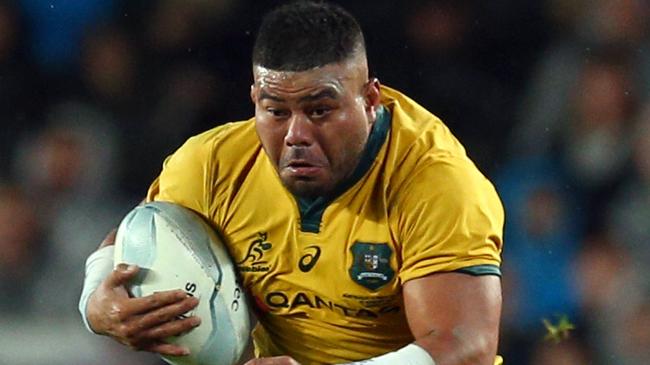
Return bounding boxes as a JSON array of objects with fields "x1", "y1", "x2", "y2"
[
  {"x1": 237, "y1": 232, "x2": 272, "y2": 272},
  {"x1": 257, "y1": 290, "x2": 400, "y2": 318},
  {"x1": 349, "y1": 242, "x2": 395, "y2": 290}
]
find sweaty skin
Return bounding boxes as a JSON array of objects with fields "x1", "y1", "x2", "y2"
[{"x1": 251, "y1": 52, "x2": 381, "y2": 198}]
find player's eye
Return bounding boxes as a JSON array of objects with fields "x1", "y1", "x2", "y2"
[
  {"x1": 267, "y1": 108, "x2": 290, "y2": 118},
  {"x1": 309, "y1": 107, "x2": 331, "y2": 118}
]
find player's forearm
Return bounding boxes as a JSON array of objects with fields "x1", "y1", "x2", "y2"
[
  {"x1": 338, "y1": 332, "x2": 496, "y2": 365},
  {"x1": 79, "y1": 243, "x2": 115, "y2": 332},
  {"x1": 340, "y1": 343, "x2": 436, "y2": 365},
  {"x1": 79, "y1": 227, "x2": 122, "y2": 332}
]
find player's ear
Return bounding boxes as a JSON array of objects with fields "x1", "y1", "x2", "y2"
[
  {"x1": 250, "y1": 84, "x2": 257, "y2": 105},
  {"x1": 364, "y1": 78, "x2": 381, "y2": 123}
]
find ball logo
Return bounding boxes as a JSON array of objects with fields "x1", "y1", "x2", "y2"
[
  {"x1": 231, "y1": 287, "x2": 242, "y2": 311},
  {"x1": 299, "y1": 245, "x2": 321, "y2": 272}
]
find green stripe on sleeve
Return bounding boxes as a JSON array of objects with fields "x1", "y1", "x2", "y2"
[{"x1": 455, "y1": 264, "x2": 501, "y2": 277}]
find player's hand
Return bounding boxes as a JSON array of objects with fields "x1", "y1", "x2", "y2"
[
  {"x1": 244, "y1": 356, "x2": 302, "y2": 365},
  {"x1": 86, "y1": 263, "x2": 201, "y2": 356}
]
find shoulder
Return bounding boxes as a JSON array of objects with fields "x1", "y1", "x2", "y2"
[
  {"x1": 379, "y1": 86, "x2": 480, "y2": 195},
  {"x1": 167, "y1": 118, "x2": 259, "y2": 169},
  {"x1": 379, "y1": 86, "x2": 503, "y2": 223},
  {"x1": 381, "y1": 85, "x2": 468, "y2": 163},
  {"x1": 177, "y1": 118, "x2": 258, "y2": 157},
  {"x1": 156, "y1": 117, "x2": 260, "y2": 189},
  {"x1": 148, "y1": 118, "x2": 261, "y2": 215}
]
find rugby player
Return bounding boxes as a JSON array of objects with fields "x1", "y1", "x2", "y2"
[{"x1": 80, "y1": 2, "x2": 504, "y2": 364}]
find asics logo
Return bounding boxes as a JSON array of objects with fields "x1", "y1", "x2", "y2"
[{"x1": 299, "y1": 245, "x2": 321, "y2": 272}]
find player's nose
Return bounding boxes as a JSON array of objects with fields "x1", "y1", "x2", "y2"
[{"x1": 285, "y1": 113, "x2": 314, "y2": 147}]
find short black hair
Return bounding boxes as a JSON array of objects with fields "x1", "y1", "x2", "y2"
[{"x1": 252, "y1": 1, "x2": 366, "y2": 71}]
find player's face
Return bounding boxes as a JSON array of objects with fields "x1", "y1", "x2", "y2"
[{"x1": 252, "y1": 59, "x2": 381, "y2": 198}]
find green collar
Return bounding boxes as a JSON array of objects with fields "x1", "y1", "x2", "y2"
[{"x1": 297, "y1": 105, "x2": 391, "y2": 233}]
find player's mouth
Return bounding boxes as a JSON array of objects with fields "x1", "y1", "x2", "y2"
[{"x1": 284, "y1": 160, "x2": 324, "y2": 177}]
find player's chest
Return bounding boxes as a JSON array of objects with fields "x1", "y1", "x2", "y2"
[{"x1": 220, "y1": 193, "x2": 402, "y2": 321}]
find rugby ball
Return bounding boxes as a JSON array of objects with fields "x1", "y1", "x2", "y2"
[{"x1": 114, "y1": 201, "x2": 250, "y2": 365}]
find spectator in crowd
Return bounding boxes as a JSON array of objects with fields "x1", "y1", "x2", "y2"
[
  {"x1": 0, "y1": 183, "x2": 44, "y2": 314},
  {"x1": 559, "y1": 48, "x2": 638, "y2": 230},
  {"x1": 11, "y1": 102, "x2": 129, "y2": 315},
  {"x1": 608, "y1": 104, "x2": 650, "y2": 278},
  {"x1": 495, "y1": 157, "x2": 583, "y2": 362},
  {"x1": 511, "y1": 0, "x2": 650, "y2": 158},
  {"x1": 17, "y1": 0, "x2": 115, "y2": 79},
  {"x1": 400, "y1": 0, "x2": 513, "y2": 171},
  {"x1": 574, "y1": 234, "x2": 638, "y2": 364}
]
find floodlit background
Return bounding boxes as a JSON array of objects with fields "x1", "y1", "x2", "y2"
[{"x1": 1, "y1": 0, "x2": 649, "y2": 364}]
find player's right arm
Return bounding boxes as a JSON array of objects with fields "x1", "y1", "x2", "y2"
[
  {"x1": 82, "y1": 229, "x2": 201, "y2": 356},
  {"x1": 82, "y1": 130, "x2": 224, "y2": 355}
]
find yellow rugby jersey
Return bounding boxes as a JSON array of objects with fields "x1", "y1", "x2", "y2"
[{"x1": 147, "y1": 85, "x2": 504, "y2": 365}]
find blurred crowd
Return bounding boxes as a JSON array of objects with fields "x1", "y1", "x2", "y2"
[{"x1": 0, "y1": 0, "x2": 649, "y2": 364}]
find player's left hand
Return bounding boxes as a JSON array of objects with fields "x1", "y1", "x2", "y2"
[{"x1": 244, "y1": 356, "x2": 301, "y2": 365}]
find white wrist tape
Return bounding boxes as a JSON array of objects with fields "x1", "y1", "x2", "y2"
[
  {"x1": 78, "y1": 245, "x2": 115, "y2": 333},
  {"x1": 342, "y1": 344, "x2": 436, "y2": 365}
]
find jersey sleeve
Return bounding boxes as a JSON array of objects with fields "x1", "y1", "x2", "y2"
[
  {"x1": 146, "y1": 135, "x2": 216, "y2": 218},
  {"x1": 394, "y1": 155, "x2": 504, "y2": 283}
]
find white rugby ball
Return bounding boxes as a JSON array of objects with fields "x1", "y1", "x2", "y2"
[{"x1": 114, "y1": 201, "x2": 250, "y2": 365}]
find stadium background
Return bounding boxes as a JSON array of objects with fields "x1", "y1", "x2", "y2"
[{"x1": 1, "y1": 0, "x2": 649, "y2": 364}]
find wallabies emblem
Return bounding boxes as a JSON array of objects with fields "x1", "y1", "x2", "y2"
[{"x1": 238, "y1": 232, "x2": 273, "y2": 266}]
